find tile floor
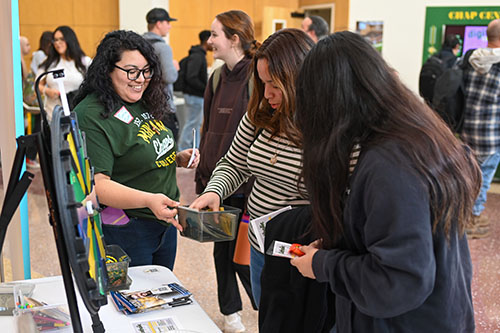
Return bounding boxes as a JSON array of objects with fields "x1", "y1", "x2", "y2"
[{"x1": 1, "y1": 166, "x2": 499, "y2": 332}]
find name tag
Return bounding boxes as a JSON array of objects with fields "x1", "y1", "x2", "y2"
[{"x1": 114, "y1": 106, "x2": 134, "y2": 124}]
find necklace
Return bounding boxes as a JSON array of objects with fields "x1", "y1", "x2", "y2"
[{"x1": 270, "y1": 138, "x2": 290, "y2": 165}]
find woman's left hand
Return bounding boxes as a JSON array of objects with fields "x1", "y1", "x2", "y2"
[
  {"x1": 290, "y1": 241, "x2": 320, "y2": 279},
  {"x1": 176, "y1": 148, "x2": 200, "y2": 168}
]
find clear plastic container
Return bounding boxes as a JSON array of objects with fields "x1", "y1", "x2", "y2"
[
  {"x1": 178, "y1": 205, "x2": 241, "y2": 242},
  {"x1": 105, "y1": 244, "x2": 131, "y2": 291},
  {"x1": 13, "y1": 300, "x2": 72, "y2": 332}
]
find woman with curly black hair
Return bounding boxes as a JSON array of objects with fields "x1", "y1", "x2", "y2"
[{"x1": 74, "y1": 30, "x2": 199, "y2": 270}]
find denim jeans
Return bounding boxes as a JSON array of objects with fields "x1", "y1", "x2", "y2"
[
  {"x1": 250, "y1": 246, "x2": 265, "y2": 308},
  {"x1": 473, "y1": 152, "x2": 500, "y2": 216},
  {"x1": 177, "y1": 93, "x2": 203, "y2": 151},
  {"x1": 103, "y1": 217, "x2": 178, "y2": 270}
]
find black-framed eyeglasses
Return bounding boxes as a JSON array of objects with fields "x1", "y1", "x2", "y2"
[{"x1": 114, "y1": 65, "x2": 154, "y2": 81}]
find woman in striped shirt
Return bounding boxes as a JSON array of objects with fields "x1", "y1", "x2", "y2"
[{"x1": 191, "y1": 28, "x2": 314, "y2": 307}]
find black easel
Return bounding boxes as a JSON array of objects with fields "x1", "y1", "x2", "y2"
[{"x1": 0, "y1": 70, "x2": 105, "y2": 332}]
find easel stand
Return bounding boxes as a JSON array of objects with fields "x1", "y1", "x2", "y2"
[{"x1": 0, "y1": 132, "x2": 84, "y2": 332}]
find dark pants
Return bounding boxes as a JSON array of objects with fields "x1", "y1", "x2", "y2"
[
  {"x1": 214, "y1": 195, "x2": 257, "y2": 315},
  {"x1": 103, "y1": 217, "x2": 177, "y2": 270},
  {"x1": 26, "y1": 113, "x2": 41, "y2": 160}
]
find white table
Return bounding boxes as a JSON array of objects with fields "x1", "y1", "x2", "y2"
[{"x1": 1, "y1": 265, "x2": 221, "y2": 333}]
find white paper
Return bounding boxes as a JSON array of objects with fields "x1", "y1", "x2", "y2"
[
  {"x1": 132, "y1": 316, "x2": 183, "y2": 332},
  {"x1": 55, "y1": 75, "x2": 70, "y2": 116},
  {"x1": 249, "y1": 206, "x2": 292, "y2": 252},
  {"x1": 186, "y1": 128, "x2": 196, "y2": 168},
  {"x1": 269, "y1": 240, "x2": 294, "y2": 258}
]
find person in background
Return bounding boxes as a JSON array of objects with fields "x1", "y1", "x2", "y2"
[
  {"x1": 461, "y1": 18, "x2": 500, "y2": 238},
  {"x1": 193, "y1": 10, "x2": 258, "y2": 333},
  {"x1": 38, "y1": 26, "x2": 91, "y2": 119},
  {"x1": 291, "y1": 31, "x2": 480, "y2": 332},
  {"x1": 419, "y1": 34, "x2": 461, "y2": 107},
  {"x1": 191, "y1": 27, "x2": 314, "y2": 328},
  {"x1": 437, "y1": 34, "x2": 461, "y2": 67},
  {"x1": 143, "y1": 7, "x2": 179, "y2": 139},
  {"x1": 31, "y1": 31, "x2": 52, "y2": 74},
  {"x1": 20, "y1": 36, "x2": 40, "y2": 168},
  {"x1": 176, "y1": 30, "x2": 212, "y2": 151},
  {"x1": 301, "y1": 15, "x2": 329, "y2": 43},
  {"x1": 73, "y1": 30, "x2": 199, "y2": 271},
  {"x1": 20, "y1": 36, "x2": 31, "y2": 80}
]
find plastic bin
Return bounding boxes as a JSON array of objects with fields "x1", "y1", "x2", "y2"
[
  {"x1": 12, "y1": 287, "x2": 72, "y2": 333},
  {"x1": 105, "y1": 245, "x2": 131, "y2": 291},
  {"x1": 178, "y1": 205, "x2": 241, "y2": 242}
]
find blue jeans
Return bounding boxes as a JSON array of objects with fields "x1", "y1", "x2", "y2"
[
  {"x1": 250, "y1": 246, "x2": 265, "y2": 308},
  {"x1": 177, "y1": 94, "x2": 203, "y2": 151},
  {"x1": 473, "y1": 152, "x2": 500, "y2": 216},
  {"x1": 103, "y1": 217, "x2": 177, "y2": 270}
]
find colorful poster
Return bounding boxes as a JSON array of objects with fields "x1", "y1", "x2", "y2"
[
  {"x1": 422, "y1": 6, "x2": 500, "y2": 63},
  {"x1": 356, "y1": 21, "x2": 383, "y2": 53}
]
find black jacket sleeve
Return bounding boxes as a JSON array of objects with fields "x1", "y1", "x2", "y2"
[{"x1": 185, "y1": 53, "x2": 206, "y2": 92}]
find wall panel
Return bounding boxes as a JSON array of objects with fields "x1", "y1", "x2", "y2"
[
  {"x1": 19, "y1": 0, "x2": 119, "y2": 66},
  {"x1": 19, "y1": 1, "x2": 340, "y2": 70},
  {"x1": 300, "y1": 0, "x2": 349, "y2": 31},
  {"x1": 169, "y1": 0, "x2": 303, "y2": 66}
]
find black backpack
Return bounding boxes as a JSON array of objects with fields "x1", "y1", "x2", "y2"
[
  {"x1": 419, "y1": 55, "x2": 447, "y2": 105},
  {"x1": 173, "y1": 56, "x2": 188, "y2": 92},
  {"x1": 431, "y1": 49, "x2": 475, "y2": 133}
]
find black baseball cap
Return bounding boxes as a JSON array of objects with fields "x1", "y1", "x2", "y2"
[{"x1": 146, "y1": 8, "x2": 177, "y2": 23}]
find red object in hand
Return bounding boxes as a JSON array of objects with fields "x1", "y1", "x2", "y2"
[{"x1": 289, "y1": 243, "x2": 305, "y2": 257}]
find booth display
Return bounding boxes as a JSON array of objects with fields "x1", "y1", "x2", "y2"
[
  {"x1": 421, "y1": 6, "x2": 500, "y2": 62},
  {"x1": 1, "y1": 69, "x2": 108, "y2": 332}
]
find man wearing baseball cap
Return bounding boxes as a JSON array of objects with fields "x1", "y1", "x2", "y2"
[{"x1": 143, "y1": 8, "x2": 179, "y2": 138}]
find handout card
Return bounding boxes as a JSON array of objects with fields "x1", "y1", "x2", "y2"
[
  {"x1": 249, "y1": 206, "x2": 292, "y2": 252},
  {"x1": 132, "y1": 316, "x2": 183, "y2": 332}
]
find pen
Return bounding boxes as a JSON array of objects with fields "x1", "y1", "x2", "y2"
[
  {"x1": 16, "y1": 287, "x2": 25, "y2": 308},
  {"x1": 32, "y1": 314, "x2": 70, "y2": 325}
]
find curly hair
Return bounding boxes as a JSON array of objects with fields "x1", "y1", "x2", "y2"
[
  {"x1": 40, "y1": 26, "x2": 87, "y2": 75},
  {"x1": 74, "y1": 30, "x2": 169, "y2": 119}
]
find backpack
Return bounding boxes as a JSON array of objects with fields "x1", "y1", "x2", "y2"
[
  {"x1": 173, "y1": 56, "x2": 188, "y2": 92},
  {"x1": 419, "y1": 55, "x2": 447, "y2": 104},
  {"x1": 431, "y1": 49, "x2": 475, "y2": 133},
  {"x1": 23, "y1": 71, "x2": 39, "y2": 107}
]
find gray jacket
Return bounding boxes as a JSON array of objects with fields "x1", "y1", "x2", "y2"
[{"x1": 143, "y1": 31, "x2": 178, "y2": 110}]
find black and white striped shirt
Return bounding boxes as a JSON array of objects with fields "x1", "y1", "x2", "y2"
[{"x1": 204, "y1": 113, "x2": 309, "y2": 251}]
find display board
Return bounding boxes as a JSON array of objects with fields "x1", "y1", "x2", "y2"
[
  {"x1": 51, "y1": 106, "x2": 108, "y2": 314},
  {"x1": 421, "y1": 6, "x2": 500, "y2": 63}
]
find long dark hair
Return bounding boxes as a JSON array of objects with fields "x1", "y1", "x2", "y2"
[
  {"x1": 40, "y1": 26, "x2": 87, "y2": 74},
  {"x1": 74, "y1": 30, "x2": 169, "y2": 119},
  {"x1": 216, "y1": 10, "x2": 260, "y2": 58},
  {"x1": 247, "y1": 28, "x2": 314, "y2": 143},
  {"x1": 38, "y1": 31, "x2": 53, "y2": 54},
  {"x1": 296, "y1": 31, "x2": 481, "y2": 249}
]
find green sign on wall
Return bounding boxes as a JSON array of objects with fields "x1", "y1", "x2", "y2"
[{"x1": 422, "y1": 6, "x2": 500, "y2": 63}]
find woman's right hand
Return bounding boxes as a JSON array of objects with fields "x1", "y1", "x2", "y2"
[
  {"x1": 189, "y1": 192, "x2": 221, "y2": 212},
  {"x1": 146, "y1": 193, "x2": 182, "y2": 231}
]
